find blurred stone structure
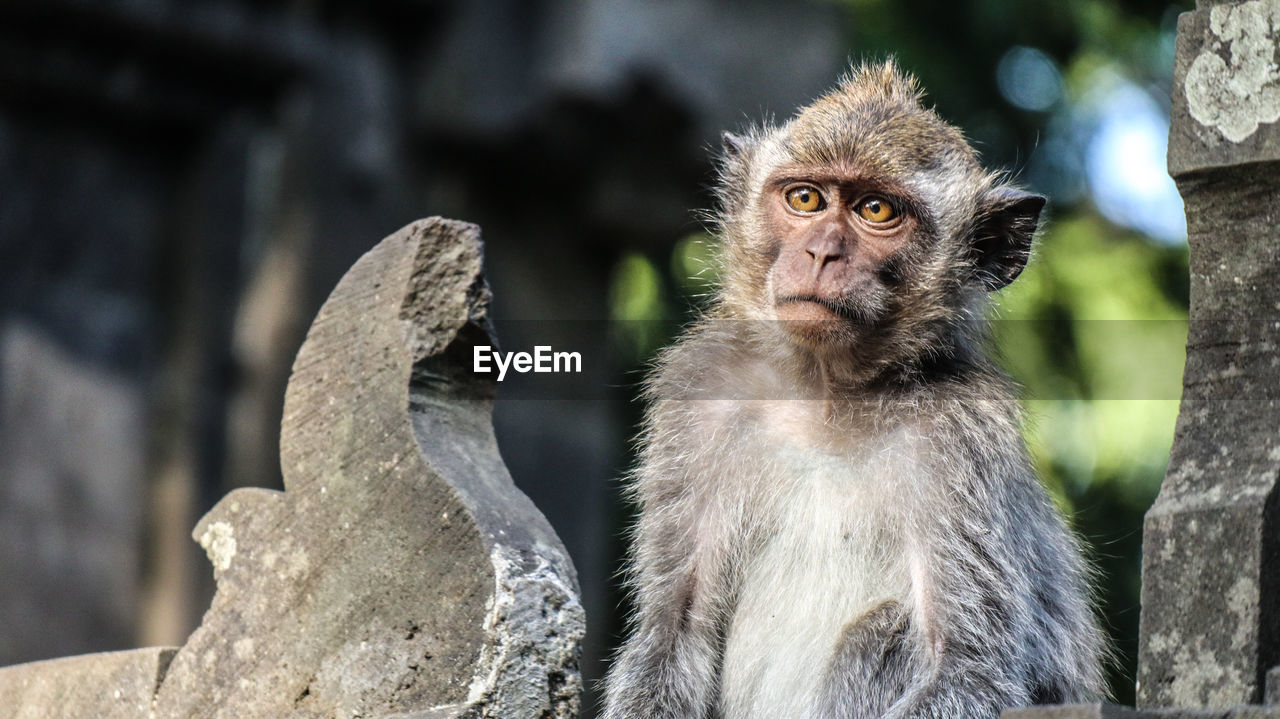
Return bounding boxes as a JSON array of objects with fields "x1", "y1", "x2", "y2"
[
  {"x1": 0, "y1": 1, "x2": 842, "y2": 715},
  {"x1": 1007, "y1": 0, "x2": 1280, "y2": 717},
  {"x1": 0, "y1": 219, "x2": 587, "y2": 719}
]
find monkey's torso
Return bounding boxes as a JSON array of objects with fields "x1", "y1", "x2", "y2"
[
  {"x1": 602, "y1": 329, "x2": 1104, "y2": 719},
  {"x1": 720, "y1": 437, "x2": 912, "y2": 718}
]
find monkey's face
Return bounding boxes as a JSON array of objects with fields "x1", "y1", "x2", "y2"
[
  {"x1": 714, "y1": 62, "x2": 1046, "y2": 366},
  {"x1": 762, "y1": 167, "x2": 923, "y2": 347}
]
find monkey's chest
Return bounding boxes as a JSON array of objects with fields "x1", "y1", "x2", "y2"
[{"x1": 720, "y1": 453, "x2": 911, "y2": 719}]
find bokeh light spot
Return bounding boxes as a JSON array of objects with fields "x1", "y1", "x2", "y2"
[
  {"x1": 997, "y1": 46, "x2": 1063, "y2": 112},
  {"x1": 1086, "y1": 83, "x2": 1186, "y2": 244}
]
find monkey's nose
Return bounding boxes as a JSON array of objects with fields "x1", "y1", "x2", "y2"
[{"x1": 804, "y1": 236, "x2": 845, "y2": 271}]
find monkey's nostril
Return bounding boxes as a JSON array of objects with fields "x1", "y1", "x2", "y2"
[{"x1": 806, "y1": 245, "x2": 843, "y2": 268}]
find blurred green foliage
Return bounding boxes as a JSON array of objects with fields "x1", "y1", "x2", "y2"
[
  {"x1": 605, "y1": 0, "x2": 1193, "y2": 706},
  {"x1": 608, "y1": 253, "x2": 672, "y2": 359}
]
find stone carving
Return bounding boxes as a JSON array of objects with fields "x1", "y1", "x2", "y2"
[{"x1": 0, "y1": 218, "x2": 585, "y2": 719}]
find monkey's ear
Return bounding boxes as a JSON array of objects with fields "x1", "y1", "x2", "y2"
[
  {"x1": 717, "y1": 132, "x2": 759, "y2": 209},
  {"x1": 972, "y1": 187, "x2": 1046, "y2": 291},
  {"x1": 721, "y1": 131, "x2": 752, "y2": 158}
]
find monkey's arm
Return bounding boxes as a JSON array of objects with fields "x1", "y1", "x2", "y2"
[
  {"x1": 816, "y1": 525, "x2": 1035, "y2": 719},
  {"x1": 598, "y1": 576, "x2": 724, "y2": 719},
  {"x1": 599, "y1": 509, "x2": 726, "y2": 719},
  {"x1": 881, "y1": 575, "x2": 1033, "y2": 719},
  {"x1": 600, "y1": 400, "x2": 752, "y2": 719},
  {"x1": 880, "y1": 405, "x2": 1104, "y2": 719}
]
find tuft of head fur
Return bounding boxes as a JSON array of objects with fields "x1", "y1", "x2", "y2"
[
  {"x1": 787, "y1": 61, "x2": 974, "y2": 174},
  {"x1": 713, "y1": 60, "x2": 984, "y2": 221}
]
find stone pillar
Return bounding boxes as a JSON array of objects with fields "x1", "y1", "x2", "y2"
[
  {"x1": 1138, "y1": 0, "x2": 1280, "y2": 709},
  {"x1": 1006, "y1": 2, "x2": 1280, "y2": 717}
]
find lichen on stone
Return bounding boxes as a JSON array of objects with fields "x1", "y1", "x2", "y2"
[
  {"x1": 198, "y1": 521, "x2": 237, "y2": 573},
  {"x1": 1185, "y1": 0, "x2": 1280, "y2": 142}
]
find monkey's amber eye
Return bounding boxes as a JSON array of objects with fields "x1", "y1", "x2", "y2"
[
  {"x1": 785, "y1": 186, "x2": 825, "y2": 213},
  {"x1": 858, "y1": 196, "x2": 898, "y2": 224}
]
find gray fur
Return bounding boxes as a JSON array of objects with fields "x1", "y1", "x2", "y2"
[{"x1": 600, "y1": 60, "x2": 1105, "y2": 719}]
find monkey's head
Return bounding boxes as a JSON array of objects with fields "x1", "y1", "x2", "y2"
[{"x1": 712, "y1": 61, "x2": 1043, "y2": 378}]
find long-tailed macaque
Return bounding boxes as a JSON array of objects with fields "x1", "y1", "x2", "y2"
[{"x1": 600, "y1": 61, "x2": 1105, "y2": 719}]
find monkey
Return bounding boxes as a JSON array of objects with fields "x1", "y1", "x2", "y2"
[{"x1": 599, "y1": 61, "x2": 1106, "y2": 719}]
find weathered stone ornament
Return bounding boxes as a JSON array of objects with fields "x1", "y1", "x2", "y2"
[{"x1": 0, "y1": 218, "x2": 585, "y2": 719}]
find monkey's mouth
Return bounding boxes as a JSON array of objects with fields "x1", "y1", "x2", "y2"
[{"x1": 775, "y1": 294, "x2": 865, "y2": 322}]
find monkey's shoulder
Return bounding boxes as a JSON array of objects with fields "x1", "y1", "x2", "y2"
[{"x1": 641, "y1": 323, "x2": 774, "y2": 399}]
